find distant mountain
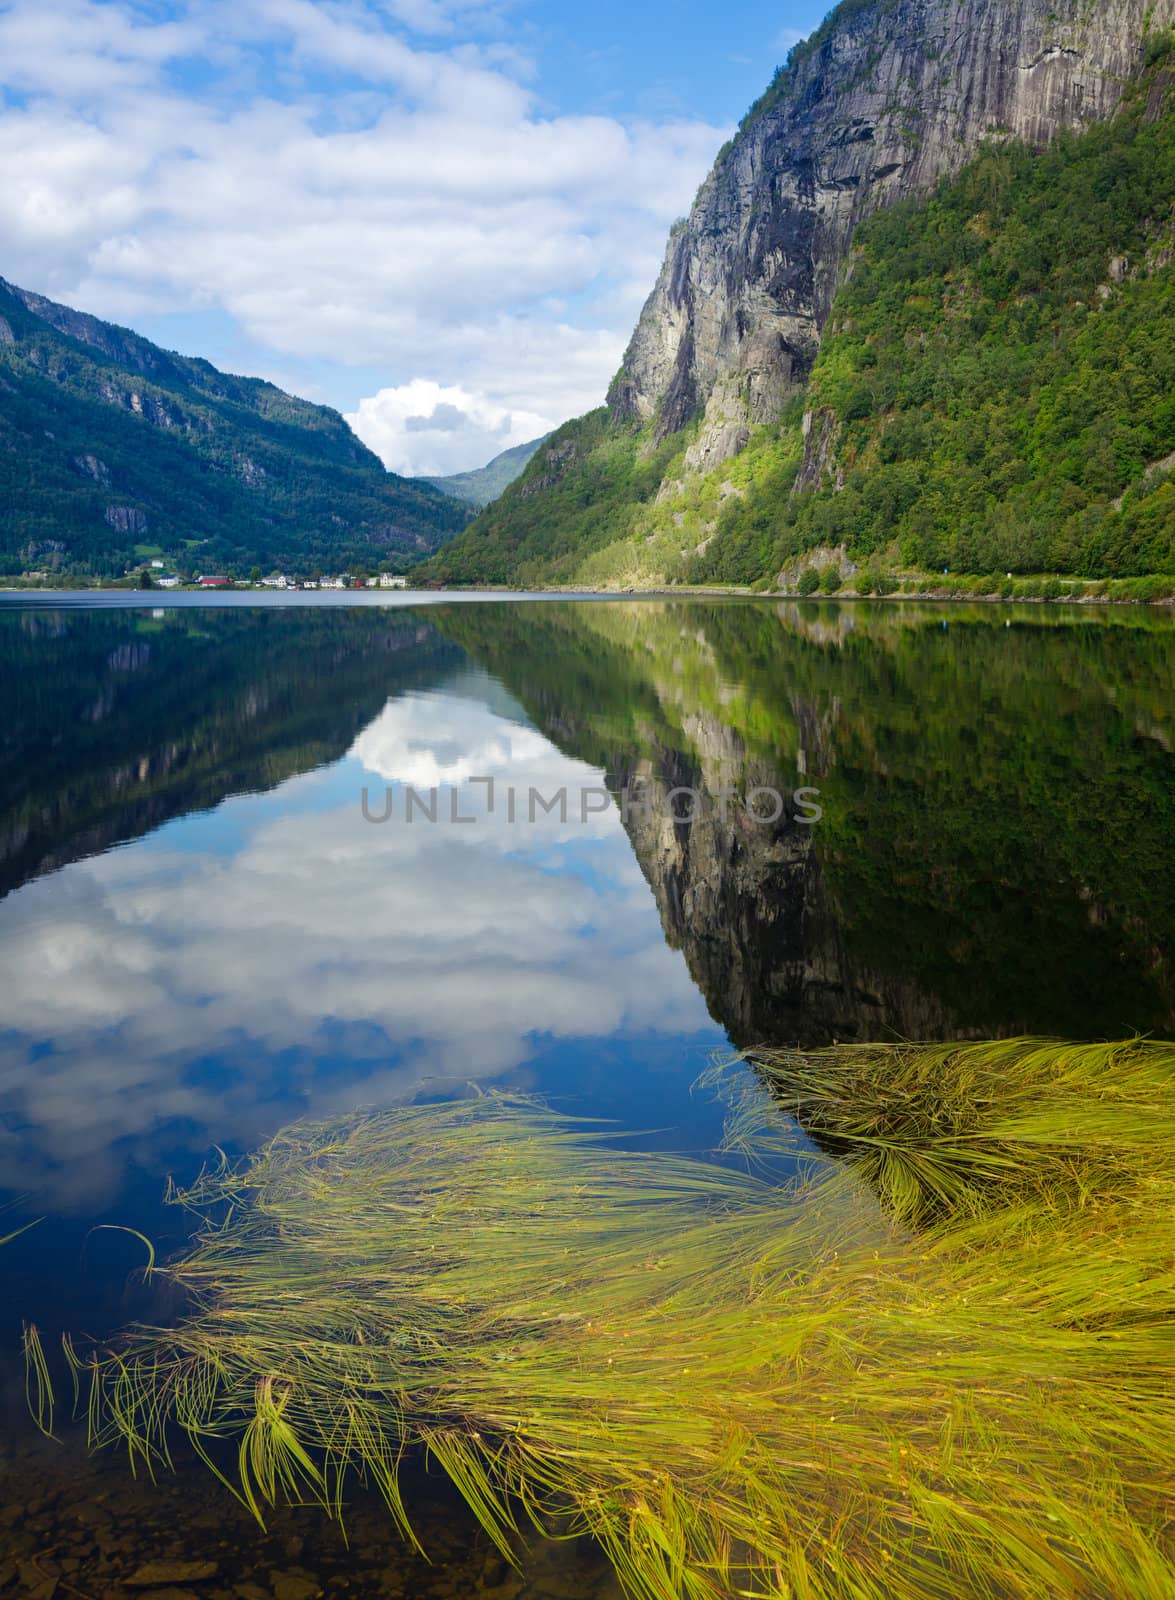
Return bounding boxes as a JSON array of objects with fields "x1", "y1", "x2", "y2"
[
  {"x1": 418, "y1": 435, "x2": 548, "y2": 507},
  {"x1": 0, "y1": 277, "x2": 471, "y2": 579}
]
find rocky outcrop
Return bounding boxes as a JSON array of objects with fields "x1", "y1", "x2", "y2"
[
  {"x1": 518, "y1": 437, "x2": 578, "y2": 498},
  {"x1": 72, "y1": 453, "x2": 111, "y2": 484},
  {"x1": 609, "y1": 0, "x2": 1173, "y2": 472},
  {"x1": 104, "y1": 506, "x2": 149, "y2": 535}
]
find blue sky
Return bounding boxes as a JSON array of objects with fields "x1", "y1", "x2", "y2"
[{"x1": 0, "y1": 0, "x2": 827, "y2": 474}]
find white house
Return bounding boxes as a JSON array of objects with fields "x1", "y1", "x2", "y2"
[{"x1": 379, "y1": 574, "x2": 408, "y2": 589}]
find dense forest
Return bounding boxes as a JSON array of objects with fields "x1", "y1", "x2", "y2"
[
  {"x1": 431, "y1": 52, "x2": 1175, "y2": 592},
  {"x1": 0, "y1": 278, "x2": 469, "y2": 580}
]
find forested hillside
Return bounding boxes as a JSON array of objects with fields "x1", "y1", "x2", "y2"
[
  {"x1": 0, "y1": 278, "x2": 469, "y2": 579},
  {"x1": 430, "y1": 33, "x2": 1175, "y2": 591},
  {"x1": 692, "y1": 60, "x2": 1175, "y2": 585}
]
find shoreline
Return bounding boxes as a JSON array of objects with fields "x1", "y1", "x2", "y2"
[{"x1": 2, "y1": 582, "x2": 1173, "y2": 609}]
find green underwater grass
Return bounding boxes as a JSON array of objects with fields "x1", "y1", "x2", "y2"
[{"x1": 25, "y1": 1038, "x2": 1175, "y2": 1600}]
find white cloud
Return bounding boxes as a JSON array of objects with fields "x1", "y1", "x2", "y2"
[
  {"x1": 346, "y1": 377, "x2": 550, "y2": 474},
  {"x1": 0, "y1": 0, "x2": 728, "y2": 472}
]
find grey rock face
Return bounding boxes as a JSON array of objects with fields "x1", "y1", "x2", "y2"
[
  {"x1": 609, "y1": 0, "x2": 1173, "y2": 470},
  {"x1": 104, "y1": 505, "x2": 149, "y2": 535},
  {"x1": 72, "y1": 453, "x2": 111, "y2": 484}
]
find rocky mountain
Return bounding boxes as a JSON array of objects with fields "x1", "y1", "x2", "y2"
[
  {"x1": 613, "y1": 0, "x2": 1160, "y2": 468},
  {"x1": 0, "y1": 277, "x2": 470, "y2": 579},
  {"x1": 418, "y1": 435, "x2": 549, "y2": 507},
  {"x1": 431, "y1": 0, "x2": 1175, "y2": 588}
]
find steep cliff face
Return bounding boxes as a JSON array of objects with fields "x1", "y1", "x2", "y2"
[
  {"x1": 611, "y1": 0, "x2": 1171, "y2": 475},
  {"x1": 429, "y1": 0, "x2": 1175, "y2": 589}
]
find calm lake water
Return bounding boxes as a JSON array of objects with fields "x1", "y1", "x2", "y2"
[{"x1": 1, "y1": 593, "x2": 1173, "y2": 1597}]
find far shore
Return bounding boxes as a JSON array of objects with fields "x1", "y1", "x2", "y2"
[{"x1": 2, "y1": 581, "x2": 1174, "y2": 609}]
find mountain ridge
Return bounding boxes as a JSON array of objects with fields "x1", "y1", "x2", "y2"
[{"x1": 0, "y1": 277, "x2": 470, "y2": 579}]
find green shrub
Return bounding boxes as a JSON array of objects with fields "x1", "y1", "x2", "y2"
[
  {"x1": 1144, "y1": 26, "x2": 1175, "y2": 67},
  {"x1": 820, "y1": 565, "x2": 843, "y2": 593},
  {"x1": 797, "y1": 566, "x2": 821, "y2": 595},
  {"x1": 1041, "y1": 577, "x2": 1065, "y2": 601},
  {"x1": 1114, "y1": 573, "x2": 1175, "y2": 602}
]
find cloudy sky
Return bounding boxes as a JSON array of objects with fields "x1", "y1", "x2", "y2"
[{"x1": 0, "y1": 0, "x2": 823, "y2": 476}]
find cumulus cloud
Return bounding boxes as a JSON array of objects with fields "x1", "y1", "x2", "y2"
[
  {"x1": 0, "y1": 0, "x2": 728, "y2": 472},
  {"x1": 346, "y1": 377, "x2": 550, "y2": 474},
  {"x1": 0, "y1": 690, "x2": 718, "y2": 1210}
]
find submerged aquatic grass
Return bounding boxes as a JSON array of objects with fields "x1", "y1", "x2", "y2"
[
  {"x1": 27, "y1": 1040, "x2": 1175, "y2": 1600},
  {"x1": 736, "y1": 1035, "x2": 1175, "y2": 1221}
]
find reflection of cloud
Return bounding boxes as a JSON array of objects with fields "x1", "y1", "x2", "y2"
[
  {"x1": 351, "y1": 690, "x2": 560, "y2": 791},
  {"x1": 0, "y1": 694, "x2": 715, "y2": 1210}
]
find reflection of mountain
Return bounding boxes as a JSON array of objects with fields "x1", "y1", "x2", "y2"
[
  {"x1": 4, "y1": 598, "x2": 1173, "y2": 1043},
  {"x1": 0, "y1": 608, "x2": 460, "y2": 898},
  {"x1": 440, "y1": 601, "x2": 1175, "y2": 1043}
]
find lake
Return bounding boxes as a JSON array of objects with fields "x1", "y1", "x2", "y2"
[{"x1": 1, "y1": 593, "x2": 1172, "y2": 1599}]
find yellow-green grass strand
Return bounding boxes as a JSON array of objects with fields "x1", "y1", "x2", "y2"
[{"x1": 31, "y1": 1069, "x2": 1175, "y2": 1600}]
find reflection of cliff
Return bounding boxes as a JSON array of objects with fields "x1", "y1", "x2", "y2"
[
  {"x1": 0, "y1": 609, "x2": 459, "y2": 898},
  {"x1": 440, "y1": 601, "x2": 1175, "y2": 1043},
  {"x1": 612, "y1": 725, "x2": 958, "y2": 1048}
]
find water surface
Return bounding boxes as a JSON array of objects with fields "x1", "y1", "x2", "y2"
[{"x1": 1, "y1": 594, "x2": 1172, "y2": 1595}]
